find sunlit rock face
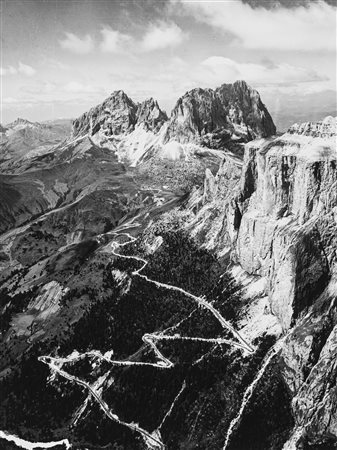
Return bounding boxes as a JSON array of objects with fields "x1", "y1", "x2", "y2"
[
  {"x1": 164, "y1": 80, "x2": 276, "y2": 144},
  {"x1": 187, "y1": 117, "x2": 337, "y2": 448},
  {"x1": 72, "y1": 81, "x2": 276, "y2": 147},
  {"x1": 72, "y1": 91, "x2": 168, "y2": 139},
  {"x1": 72, "y1": 90, "x2": 139, "y2": 137},
  {"x1": 70, "y1": 81, "x2": 275, "y2": 167},
  {"x1": 187, "y1": 116, "x2": 336, "y2": 330},
  {"x1": 235, "y1": 117, "x2": 336, "y2": 330}
]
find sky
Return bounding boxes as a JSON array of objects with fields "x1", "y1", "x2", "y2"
[{"x1": 0, "y1": 0, "x2": 336, "y2": 129}]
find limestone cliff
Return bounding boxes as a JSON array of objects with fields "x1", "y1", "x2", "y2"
[
  {"x1": 236, "y1": 116, "x2": 336, "y2": 329},
  {"x1": 188, "y1": 116, "x2": 337, "y2": 448}
]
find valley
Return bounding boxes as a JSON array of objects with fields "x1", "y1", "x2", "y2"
[{"x1": 0, "y1": 81, "x2": 336, "y2": 450}]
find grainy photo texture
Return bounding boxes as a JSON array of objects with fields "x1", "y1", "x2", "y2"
[{"x1": 0, "y1": 0, "x2": 336, "y2": 449}]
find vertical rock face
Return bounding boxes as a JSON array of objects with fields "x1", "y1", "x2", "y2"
[
  {"x1": 189, "y1": 117, "x2": 337, "y2": 447},
  {"x1": 164, "y1": 80, "x2": 276, "y2": 144},
  {"x1": 235, "y1": 117, "x2": 336, "y2": 446},
  {"x1": 235, "y1": 118, "x2": 336, "y2": 330}
]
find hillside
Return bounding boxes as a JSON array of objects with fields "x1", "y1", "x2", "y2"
[{"x1": 0, "y1": 83, "x2": 336, "y2": 450}]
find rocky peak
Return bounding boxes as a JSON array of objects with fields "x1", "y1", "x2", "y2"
[
  {"x1": 72, "y1": 90, "x2": 138, "y2": 138},
  {"x1": 71, "y1": 91, "x2": 168, "y2": 138},
  {"x1": 164, "y1": 80, "x2": 276, "y2": 145},
  {"x1": 136, "y1": 98, "x2": 168, "y2": 132}
]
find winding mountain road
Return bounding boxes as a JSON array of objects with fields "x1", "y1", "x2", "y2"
[{"x1": 38, "y1": 231, "x2": 256, "y2": 449}]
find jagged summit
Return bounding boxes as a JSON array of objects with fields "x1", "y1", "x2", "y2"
[
  {"x1": 164, "y1": 80, "x2": 276, "y2": 144},
  {"x1": 71, "y1": 80, "x2": 276, "y2": 145},
  {"x1": 71, "y1": 90, "x2": 168, "y2": 138},
  {"x1": 136, "y1": 98, "x2": 168, "y2": 132},
  {"x1": 72, "y1": 90, "x2": 138, "y2": 137}
]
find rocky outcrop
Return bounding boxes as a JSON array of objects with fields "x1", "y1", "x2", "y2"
[
  {"x1": 292, "y1": 322, "x2": 337, "y2": 445},
  {"x1": 188, "y1": 116, "x2": 337, "y2": 448},
  {"x1": 164, "y1": 80, "x2": 276, "y2": 144},
  {"x1": 135, "y1": 98, "x2": 168, "y2": 132},
  {"x1": 185, "y1": 117, "x2": 336, "y2": 329},
  {"x1": 72, "y1": 90, "x2": 137, "y2": 137},
  {"x1": 235, "y1": 118, "x2": 336, "y2": 329},
  {"x1": 280, "y1": 283, "x2": 337, "y2": 447},
  {"x1": 71, "y1": 82, "x2": 275, "y2": 161},
  {"x1": 72, "y1": 91, "x2": 167, "y2": 138}
]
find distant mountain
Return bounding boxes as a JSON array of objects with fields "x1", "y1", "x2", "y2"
[
  {"x1": 71, "y1": 80, "x2": 275, "y2": 166},
  {"x1": 2, "y1": 82, "x2": 336, "y2": 450},
  {"x1": 72, "y1": 91, "x2": 168, "y2": 141},
  {"x1": 164, "y1": 80, "x2": 276, "y2": 144},
  {"x1": 0, "y1": 117, "x2": 72, "y2": 172},
  {"x1": 0, "y1": 81, "x2": 276, "y2": 237},
  {"x1": 5, "y1": 118, "x2": 40, "y2": 129}
]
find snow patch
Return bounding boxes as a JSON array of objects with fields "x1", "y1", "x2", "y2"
[{"x1": 160, "y1": 141, "x2": 185, "y2": 160}]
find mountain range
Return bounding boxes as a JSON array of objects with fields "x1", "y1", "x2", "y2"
[{"x1": 0, "y1": 80, "x2": 336, "y2": 450}]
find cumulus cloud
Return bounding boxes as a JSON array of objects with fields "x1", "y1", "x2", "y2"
[
  {"x1": 141, "y1": 22, "x2": 187, "y2": 51},
  {"x1": 100, "y1": 27, "x2": 131, "y2": 53},
  {"x1": 0, "y1": 66, "x2": 17, "y2": 76},
  {"x1": 199, "y1": 57, "x2": 328, "y2": 87},
  {"x1": 59, "y1": 32, "x2": 94, "y2": 54},
  {"x1": 177, "y1": 0, "x2": 336, "y2": 51},
  {"x1": 1, "y1": 62, "x2": 36, "y2": 76},
  {"x1": 18, "y1": 62, "x2": 36, "y2": 76},
  {"x1": 58, "y1": 24, "x2": 186, "y2": 54}
]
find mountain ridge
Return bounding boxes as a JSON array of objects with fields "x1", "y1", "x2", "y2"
[
  {"x1": 71, "y1": 80, "x2": 276, "y2": 142},
  {"x1": 0, "y1": 79, "x2": 336, "y2": 450}
]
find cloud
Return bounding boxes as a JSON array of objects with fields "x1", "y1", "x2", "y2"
[
  {"x1": 57, "y1": 23, "x2": 186, "y2": 56},
  {"x1": 59, "y1": 32, "x2": 94, "y2": 54},
  {"x1": 176, "y1": 0, "x2": 336, "y2": 51},
  {"x1": 0, "y1": 66, "x2": 17, "y2": 76},
  {"x1": 0, "y1": 63, "x2": 36, "y2": 76},
  {"x1": 199, "y1": 57, "x2": 328, "y2": 87},
  {"x1": 18, "y1": 62, "x2": 36, "y2": 76},
  {"x1": 141, "y1": 22, "x2": 187, "y2": 51},
  {"x1": 99, "y1": 27, "x2": 131, "y2": 53}
]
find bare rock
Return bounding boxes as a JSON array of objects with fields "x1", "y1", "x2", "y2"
[
  {"x1": 71, "y1": 91, "x2": 168, "y2": 139},
  {"x1": 72, "y1": 90, "x2": 138, "y2": 137},
  {"x1": 164, "y1": 80, "x2": 276, "y2": 145},
  {"x1": 234, "y1": 118, "x2": 336, "y2": 329}
]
